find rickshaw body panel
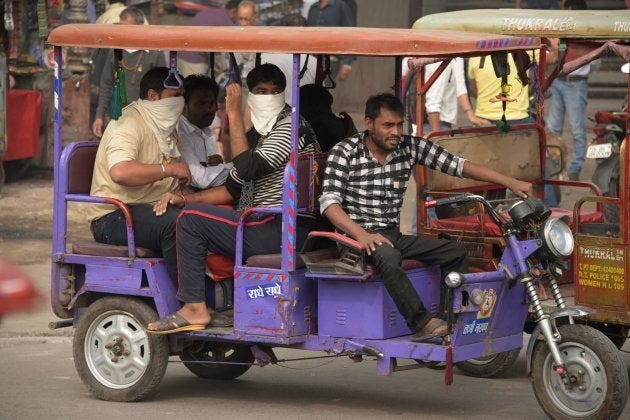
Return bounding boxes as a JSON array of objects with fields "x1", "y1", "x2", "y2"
[{"x1": 233, "y1": 269, "x2": 317, "y2": 338}]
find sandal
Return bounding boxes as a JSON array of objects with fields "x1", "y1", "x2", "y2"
[
  {"x1": 411, "y1": 318, "x2": 448, "y2": 342},
  {"x1": 145, "y1": 312, "x2": 206, "y2": 335},
  {"x1": 207, "y1": 311, "x2": 233, "y2": 328}
]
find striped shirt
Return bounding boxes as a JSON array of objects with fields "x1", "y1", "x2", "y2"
[
  {"x1": 319, "y1": 131, "x2": 466, "y2": 230},
  {"x1": 225, "y1": 105, "x2": 319, "y2": 207}
]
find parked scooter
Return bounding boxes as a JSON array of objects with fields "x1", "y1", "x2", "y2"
[{"x1": 586, "y1": 107, "x2": 626, "y2": 224}]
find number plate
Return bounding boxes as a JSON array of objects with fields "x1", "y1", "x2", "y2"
[{"x1": 586, "y1": 143, "x2": 612, "y2": 159}]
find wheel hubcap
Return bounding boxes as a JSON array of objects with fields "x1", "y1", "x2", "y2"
[
  {"x1": 84, "y1": 311, "x2": 151, "y2": 389},
  {"x1": 543, "y1": 342, "x2": 607, "y2": 416}
]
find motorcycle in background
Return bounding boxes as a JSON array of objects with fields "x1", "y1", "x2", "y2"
[{"x1": 586, "y1": 108, "x2": 626, "y2": 224}]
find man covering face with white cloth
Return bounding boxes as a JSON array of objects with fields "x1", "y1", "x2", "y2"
[
  {"x1": 146, "y1": 64, "x2": 322, "y2": 334},
  {"x1": 87, "y1": 67, "x2": 191, "y2": 285}
]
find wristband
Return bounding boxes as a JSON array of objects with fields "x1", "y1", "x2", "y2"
[{"x1": 161, "y1": 163, "x2": 166, "y2": 179}]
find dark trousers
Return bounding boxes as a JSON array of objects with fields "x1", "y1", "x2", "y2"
[
  {"x1": 370, "y1": 227, "x2": 468, "y2": 332},
  {"x1": 176, "y1": 203, "x2": 314, "y2": 303},
  {"x1": 90, "y1": 204, "x2": 181, "y2": 284}
]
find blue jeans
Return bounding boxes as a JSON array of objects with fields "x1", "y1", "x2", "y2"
[{"x1": 546, "y1": 78, "x2": 588, "y2": 175}]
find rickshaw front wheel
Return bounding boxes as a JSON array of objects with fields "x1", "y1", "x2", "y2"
[
  {"x1": 73, "y1": 296, "x2": 169, "y2": 402},
  {"x1": 531, "y1": 324, "x2": 628, "y2": 419},
  {"x1": 179, "y1": 341, "x2": 254, "y2": 380}
]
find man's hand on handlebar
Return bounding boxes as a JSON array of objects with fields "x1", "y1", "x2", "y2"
[{"x1": 507, "y1": 179, "x2": 534, "y2": 199}]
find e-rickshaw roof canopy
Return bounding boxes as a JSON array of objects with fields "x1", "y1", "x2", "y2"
[
  {"x1": 414, "y1": 10, "x2": 630, "y2": 75},
  {"x1": 47, "y1": 24, "x2": 540, "y2": 57},
  {"x1": 414, "y1": 9, "x2": 630, "y2": 39}
]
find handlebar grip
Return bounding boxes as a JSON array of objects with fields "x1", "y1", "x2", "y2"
[{"x1": 425, "y1": 194, "x2": 470, "y2": 208}]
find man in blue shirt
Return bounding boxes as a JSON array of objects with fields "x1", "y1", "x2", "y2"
[{"x1": 306, "y1": 0, "x2": 356, "y2": 81}]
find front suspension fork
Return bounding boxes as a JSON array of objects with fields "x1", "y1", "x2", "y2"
[{"x1": 522, "y1": 274, "x2": 566, "y2": 370}]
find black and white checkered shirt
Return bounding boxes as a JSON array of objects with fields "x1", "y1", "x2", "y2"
[{"x1": 320, "y1": 132, "x2": 466, "y2": 230}]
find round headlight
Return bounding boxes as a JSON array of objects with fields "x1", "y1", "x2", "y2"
[{"x1": 542, "y1": 217, "x2": 574, "y2": 258}]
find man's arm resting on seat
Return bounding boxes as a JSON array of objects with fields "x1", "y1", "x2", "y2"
[{"x1": 322, "y1": 203, "x2": 392, "y2": 256}]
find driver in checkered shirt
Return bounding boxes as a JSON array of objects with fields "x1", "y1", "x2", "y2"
[{"x1": 319, "y1": 93, "x2": 533, "y2": 342}]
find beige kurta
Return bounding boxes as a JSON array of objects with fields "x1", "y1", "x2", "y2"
[{"x1": 87, "y1": 106, "x2": 180, "y2": 222}]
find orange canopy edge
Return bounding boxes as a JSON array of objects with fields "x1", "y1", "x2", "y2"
[{"x1": 47, "y1": 24, "x2": 540, "y2": 57}]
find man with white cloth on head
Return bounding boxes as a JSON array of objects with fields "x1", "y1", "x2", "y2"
[{"x1": 87, "y1": 67, "x2": 192, "y2": 286}]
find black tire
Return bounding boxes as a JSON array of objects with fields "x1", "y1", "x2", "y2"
[
  {"x1": 590, "y1": 323, "x2": 628, "y2": 350},
  {"x1": 603, "y1": 177, "x2": 619, "y2": 224},
  {"x1": 3, "y1": 158, "x2": 31, "y2": 182},
  {"x1": 0, "y1": 161, "x2": 5, "y2": 195},
  {"x1": 455, "y1": 348, "x2": 520, "y2": 378},
  {"x1": 179, "y1": 341, "x2": 253, "y2": 380},
  {"x1": 531, "y1": 324, "x2": 628, "y2": 419},
  {"x1": 73, "y1": 296, "x2": 169, "y2": 402}
]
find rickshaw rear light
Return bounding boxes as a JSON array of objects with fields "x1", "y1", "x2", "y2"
[{"x1": 594, "y1": 126, "x2": 606, "y2": 136}]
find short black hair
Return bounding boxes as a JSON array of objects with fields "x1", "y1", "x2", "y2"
[
  {"x1": 119, "y1": 6, "x2": 145, "y2": 24},
  {"x1": 139, "y1": 67, "x2": 171, "y2": 99},
  {"x1": 183, "y1": 74, "x2": 219, "y2": 103},
  {"x1": 246, "y1": 63, "x2": 286, "y2": 91},
  {"x1": 365, "y1": 93, "x2": 404, "y2": 120},
  {"x1": 300, "y1": 84, "x2": 333, "y2": 116}
]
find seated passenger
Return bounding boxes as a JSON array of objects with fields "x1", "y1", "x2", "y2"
[
  {"x1": 319, "y1": 93, "x2": 532, "y2": 341},
  {"x1": 147, "y1": 63, "x2": 321, "y2": 333},
  {"x1": 299, "y1": 84, "x2": 357, "y2": 152},
  {"x1": 177, "y1": 74, "x2": 232, "y2": 191},
  {"x1": 87, "y1": 67, "x2": 191, "y2": 285}
]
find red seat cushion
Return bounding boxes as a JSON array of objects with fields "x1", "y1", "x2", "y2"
[
  {"x1": 549, "y1": 208, "x2": 604, "y2": 227},
  {"x1": 428, "y1": 208, "x2": 605, "y2": 237},
  {"x1": 430, "y1": 214, "x2": 504, "y2": 236},
  {"x1": 205, "y1": 254, "x2": 235, "y2": 281}
]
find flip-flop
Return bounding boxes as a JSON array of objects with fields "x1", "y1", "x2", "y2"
[
  {"x1": 145, "y1": 312, "x2": 206, "y2": 335},
  {"x1": 411, "y1": 318, "x2": 448, "y2": 342},
  {"x1": 207, "y1": 311, "x2": 233, "y2": 328}
]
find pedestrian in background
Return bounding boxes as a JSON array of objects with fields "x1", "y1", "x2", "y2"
[
  {"x1": 306, "y1": 0, "x2": 356, "y2": 82},
  {"x1": 91, "y1": 7, "x2": 165, "y2": 138},
  {"x1": 545, "y1": 0, "x2": 595, "y2": 181}
]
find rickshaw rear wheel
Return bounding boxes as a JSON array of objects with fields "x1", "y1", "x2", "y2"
[
  {"x1": 73, "y1": 296, "x2": 169, "y2": 402},
  {"x1": 179, "y1": 341, "x2": 254, "y2": 380},
  {"x1": 455, "y1": 348, "x2": 520, "y2": 378},
  {"x1": 531, "y1": 324, "x2": 628, "y2": 420}
]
